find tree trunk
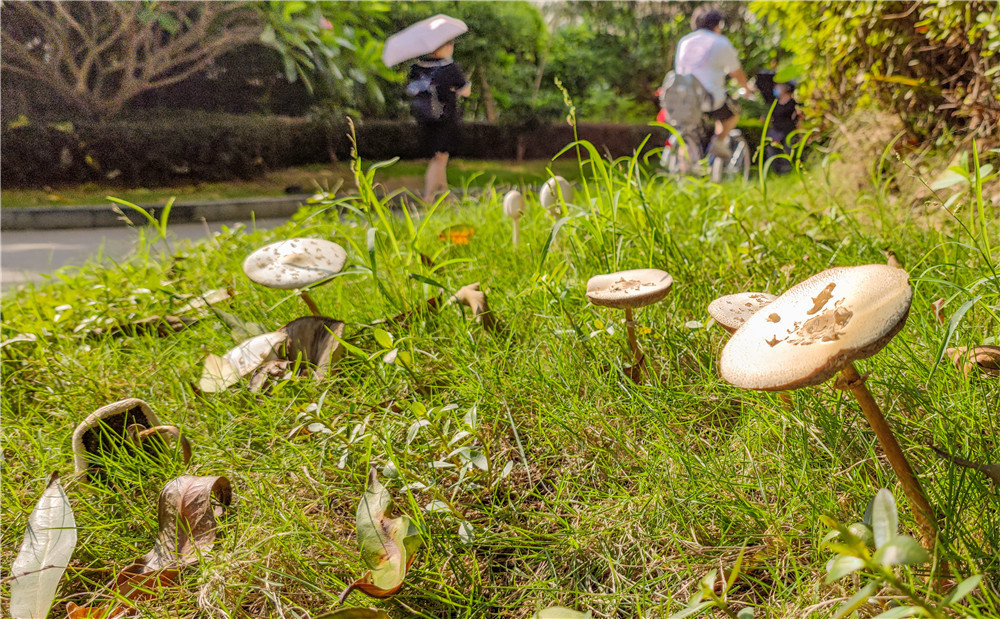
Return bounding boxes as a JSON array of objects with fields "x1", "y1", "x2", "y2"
[{"x1": 478, "y1": 68, "x2": 498, "y2": 123}]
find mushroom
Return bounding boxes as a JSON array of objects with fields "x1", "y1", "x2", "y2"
[
  {"x1": 242, "y1": 238, "x2": 347, "y2": 315},
  {"x1": 586, "y1": 269, "x2": 673, "y2": 376},
  {"x1": 539, "y1": 176, "x2": 572, "y2": 218},
  {"x1": 200, "y1": 331, "x2": 289, "y2": 392},
  {"x1": 503, "y1": 190, "x2": 525, "y2": 247},
  {"x1": 451, "y1": 282, "x2": 497, "y2": 331},
  {"x1": 707, "y1": 292, "x2": 777, "y2": 334},
  {"x1": 73, "y1": 398, "x2": 191, "y2": 483},
  {"x1": 719, "y1": 265, "x2": 939, "y2": 545}
]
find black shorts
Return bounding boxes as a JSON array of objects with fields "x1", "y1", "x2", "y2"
[
  {"x1": 706, "y1": 96, "x2": 740, "y2": 122},
  {"x1": 418, "y1": 120, "x2": 461, "y2": 157}
]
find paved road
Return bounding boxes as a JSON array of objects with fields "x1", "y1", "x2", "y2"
[{"x1": 1, "y1": 218, "x2": 287, "y2": 293}]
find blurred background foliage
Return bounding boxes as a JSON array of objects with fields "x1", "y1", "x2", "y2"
[{"x1": 2, "y1": 0, "x2": 997, "y2": 147}]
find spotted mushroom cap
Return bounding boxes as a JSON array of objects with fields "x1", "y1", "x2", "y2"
[
  {"x1": 720, "y1": 265, "x2": 912, "y2": 391},
  {"x1": 708, "y1": 292, "x2": 778, "y2": 334},
  {"x1": 503, "y1": 190, "x2": 525, "y2": 219},
  {"x1": 72, "y1": 398, "x2": 161, "y2": 475},
  {"x1": 539, "y1": 176, "x2": 572, "y2": 212},
  {"x1": 242, "y1": 238, "x2": 347, "y2": 290},
  {"x1": 586, "y1": 269, "x2": 674, "y2": 309}
]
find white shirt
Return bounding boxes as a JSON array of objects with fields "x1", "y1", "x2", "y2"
[{"x1": 674, "y1": 29, "x2": 741, "y2": 107}]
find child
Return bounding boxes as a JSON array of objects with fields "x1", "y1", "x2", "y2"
[
  {"x1": 408, "y1": 40, "x2": 471, "y2": 203},
  {"x1": 765, "y1": 81, "x2": 802, "y2": 174}
]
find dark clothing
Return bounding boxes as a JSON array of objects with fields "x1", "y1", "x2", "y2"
[
  {"x1": 766, "y1": 98, "x2": 800, "y2": 175},
  {"x1": 408, "y1": 58, "x2": 468, "y2": 123},
  {"x1": 768, "y1": 97, "x2": 799, "y2": 136},
  {"x1": 706, "y1": 95, "x2": 739, "y2": 121},
  {"x1": 408, "y1": 58, "x2": 468, "y2": 155}
]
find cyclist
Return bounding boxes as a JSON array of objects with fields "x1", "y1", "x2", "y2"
[{"x1": 674, "y1": 8, "x2": 753, "y2": 159}]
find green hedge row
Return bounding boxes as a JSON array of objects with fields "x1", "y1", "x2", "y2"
[{"x1": 1, "y1": 113, "x2": 762, "y2": 188}]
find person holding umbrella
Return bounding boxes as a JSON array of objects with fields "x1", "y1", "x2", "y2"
[{"x1": 384, "y1": 15, "x2": 471, "y2": 203}]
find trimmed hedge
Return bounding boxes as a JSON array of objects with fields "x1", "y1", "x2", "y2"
[{"x1": 1, "y1": 113, "x2": 762, "y2": 188}]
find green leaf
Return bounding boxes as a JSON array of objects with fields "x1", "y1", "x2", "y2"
[
  {"x1": 872, "y1": 606, "x2": 921, "y2": 618},
  {"x1": 372, "y1": 328, "x2": 393, "y2": 349},
  {"x1": 832, "y1": 582, "x2": 877, "y2": 619},
  {"x1": 736, "y1": 608, "x2": 755, "y2": 619},
  {"x1": 354, "y1": 468, "x2": 422, "y2": 592},
  {"x1": 667, "y1": 601, "x2": 713, "y2": 619},
  {"x1": 825, "y1": 555, "x2": 866, "y2": 583},
  {"x1": 873, "y1": 535, "x2": 930, "y2": 567},
  {"x1": 942, "y1": 574, "x2": 982, "y2": 606},
  {"x1": 870, "y1": 489, "x2": 898, "y2": 549}
]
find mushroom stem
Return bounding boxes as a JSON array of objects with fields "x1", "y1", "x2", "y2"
[
  {"x1": 512, "y1": 220, "x2": 520, "y2": 248},
  {"x1": 624, "y1": 307, "x2": 643, "y2": 368},
  {"x1": 839, "y1": 362, "x2": 938, "y2": 546},
  {"x1": 300, "y1": 292, "x2": 321, "y2": 316}
]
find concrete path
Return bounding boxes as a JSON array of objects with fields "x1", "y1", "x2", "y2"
[{"x1": 1, "y1": 218, "x2": 286, "y2": 292}]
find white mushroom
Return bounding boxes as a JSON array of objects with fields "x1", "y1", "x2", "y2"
[
  {"x1": 586, "y1": 268, "x2": 673, "y2": 378},
  {"x1": 242, "y1": 238, "x2": 347, "y2": 315},
  {"x1": 503, "y1": 190, "x2": 525, "y2": 247},
  {"x1": 707, "y1": 292, "x2": 777, "y2": 334},
  {"x1": 719, "y1": 264, "x2": 938, "y2": 546},
  {"x1": 539, "y1": 176, "x2": 572, "y2": 218}
]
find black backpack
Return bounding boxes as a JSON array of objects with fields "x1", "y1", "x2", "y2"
[{"x1": 407, "y1": 65, "x2": 446, "y2": 123}]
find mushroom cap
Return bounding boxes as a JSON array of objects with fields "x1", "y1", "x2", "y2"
[
  {"x1": 72, "y1": 398, "x2": 161, "y2": 475},
  {"x1": 242, "y1": 238, "x2": 346, "y2": 290},
  {"x1": 586, "y1": 269, "x2": 674, "y2": 309},
  {"x1": 503, "y1": 190, "x2": 525, "y2": 219},
  {"x1": 539, "y1": 176, "x2": 572, "y2": 212},
  {"x1": 708, "y1": 292, "x2": 778, "y2": 334},
  {"x1": 720, "y1": 265, "x2": 912, "y2": 391}
]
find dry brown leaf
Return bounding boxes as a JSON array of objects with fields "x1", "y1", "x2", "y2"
[
  {"x1": 946, "y1": 345, "x2": 1000, "y2": 378},
  {"x1": 931, "y1": 298, "x2": 946, "y2": 323},
  {"x1": 66, "y1": 476, "x2": 231, "y2": 618},
  {"x1": 174, "y1": 287, "x2": 235, "y2": 315}
]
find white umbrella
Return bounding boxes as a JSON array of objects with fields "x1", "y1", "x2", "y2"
[{"x1": 382, "y1": 14, "x2": 468, "y2": 67}]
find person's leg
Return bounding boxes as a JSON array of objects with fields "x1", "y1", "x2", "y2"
[
  {"x1": 423, "y1": 151, "x2": 449, "y2": 203},
  {"x1": 716, "y1": 112, "x2": 739, "y2": 138}
]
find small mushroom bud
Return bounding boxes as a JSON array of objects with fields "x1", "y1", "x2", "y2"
[
  {"x1": 539, "y1": 176, "x2": 572, "y2": 218},
  {"x1": 451, "y1": 282, "x2": 497, "y2": 331},
  {"x1": 503, "y1": 190, "x2": 525, "y2": 247}
]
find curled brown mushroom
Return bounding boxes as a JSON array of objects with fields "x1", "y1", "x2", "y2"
[
  {"x1": 586, "y1": 268, "x2": 673, "y2": 380},
  {"x1": 719, "y1": 265, "x2": 939, "y2": 547},
  {"x1": 946, "y1": 345, "x2": 1000, "y2": 379},
  {"x1": 73, "y1": 398, "x2": 190, "y2": 483},
  {"x1": 450, "y1": 282, "x2": 497, "y2": 331},
  {"x1": 243, "y1": 238, "x2": 347, "y2": 315}
]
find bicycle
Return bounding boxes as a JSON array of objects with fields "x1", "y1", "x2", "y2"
[{"x1": 659, "y1": 88, "x2": 753, "y2": 183}]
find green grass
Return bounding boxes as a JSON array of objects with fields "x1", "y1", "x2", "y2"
[
  {"x1": 0, "y1": 159, "x2": 584, "y2": 208},
  {"x1": 1, "y1": 144, "x2": 998, "y2": 619}
]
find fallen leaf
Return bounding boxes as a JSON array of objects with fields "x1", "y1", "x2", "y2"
[
  {"x1": 438, "y1": 223, "x2": 476, "y2": 245},
  {"x1": 248, "y1": 359, "x2": 292, "y2": 393},
  {"x1": 174, "y1": 287, "x2": 235, "y2": 315},
  {"x1": 931, "y1": 298, "x2": 946, "y2": 323},
  {"x1": 946, "y1": 345, "x2": 1000, "y2": 378},
  {"x1": 213, "y1": 310, "x2": 268, "y2": 341},
  {"x1": 66, "y1": 476, "x2": 231, "y2": 618},
  {"x1": 9, "y1": 473, "x2": 77, "y2": 619},
  {"x1": 0, "y1": 333, "x2": 38, "y2": 349},
  {"x1": 199, "y1": 331, "x2": 288, "y2": 392},
  {"x1": 338, "y1": 468, "x2": 422, "y2": 603}
]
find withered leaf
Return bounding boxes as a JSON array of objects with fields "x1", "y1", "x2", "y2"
[
  {"x1": 338, "y1": 468, "x2": 422, "y2": 603},
  {"x1": 174, "y1": 287, "x2": 235, "y2": 315},
  {"x1": 931, "y1": 446, "x2": 1000, "y2": 488},
  {"x1": 66, "y1": 476, "x2": 230, "y2": 618},
  {"x1": 87, "y1": 315, "x2": 198, "y2": 339}
]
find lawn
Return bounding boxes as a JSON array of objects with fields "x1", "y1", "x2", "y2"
[
  {"x1": 0, "y1": 159, "x2": 585, "y2": 208},
  {"x1": 1, "y1": 147, "x2": 998, "y2": 618}
]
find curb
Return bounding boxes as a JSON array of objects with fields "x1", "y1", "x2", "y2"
[{"x1": 0, "y1": 195, "x2": 314, "y2": 231}]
